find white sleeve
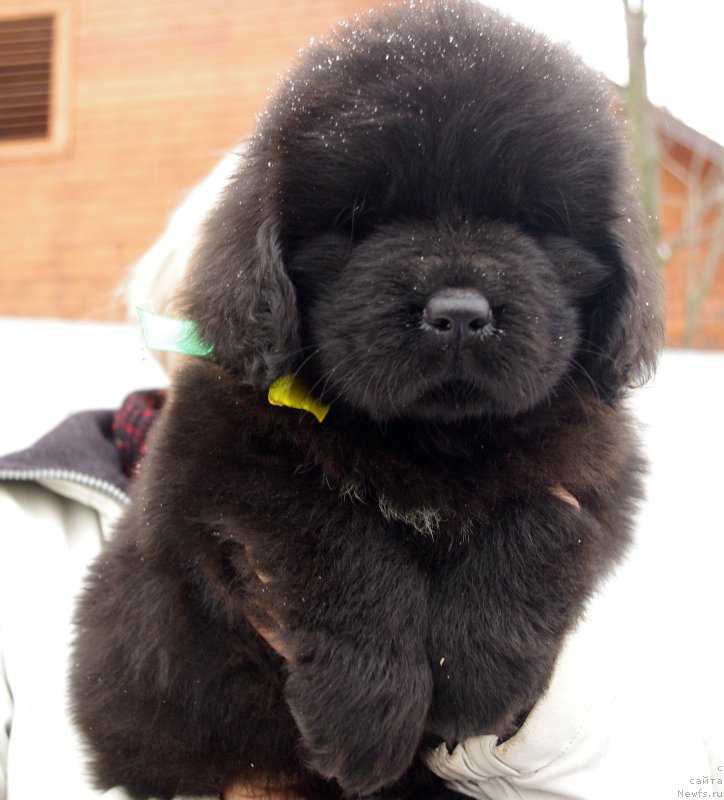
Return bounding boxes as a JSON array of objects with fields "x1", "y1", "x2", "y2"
[
  {"x1": 425, "y1": 543, "x2": 714, "y2": 800},
  {"x1": 0, "y1": 644, "x2": 10, "y2": 800},
  {"x1": 0, "y1": 483, "x2": 108, "y2": 800},
  {"x1": 0, "y1": 482, "x2": 232, "y2": 800}
]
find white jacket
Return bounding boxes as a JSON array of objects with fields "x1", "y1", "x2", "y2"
[
  {"x1": 0, "y1": 412, "x2": 720, "y2": 800},
  {"x1": 0, "y1": 474, "x2": 122, "y2": 799},
  {"x1": 426, "y1": 545, "x2": 720, "y2": 799},
  {"x1": 0, "y1": 412, "x2": 213, "y2": 800}
]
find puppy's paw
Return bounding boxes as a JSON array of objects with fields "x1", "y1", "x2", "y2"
[{"x1": 284, "y1": 643, "x2": 432, "y2": 797}]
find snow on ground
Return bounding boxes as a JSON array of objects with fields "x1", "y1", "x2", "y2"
[
  {"x1": 627, "y1": 350, "x2": 724, "y2": 757},
  {"x1": 0, "y1": 317, "x2": 168, "y2": 453}
]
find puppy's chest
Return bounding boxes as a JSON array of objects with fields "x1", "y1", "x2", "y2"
[
  {"x1": 339, "y1": 478, "x2": 454, "y2": 540},
  {"x1": 332, "y1": 473, "x2": 491, "y2": 543},
  {"x1": 291, "y1": 433, "x2": 521, "y2": 545},
  {"x1": 234, "y1": 403, "x2": 585, "y2": 542},
  {"x1": 237, "y1": 446, "x2": 493, "y2": 545},
  {"x1": 253, "y1": 430, "x2": 544, "y2": 545}
]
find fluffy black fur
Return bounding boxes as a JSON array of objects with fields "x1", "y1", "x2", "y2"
[{"x1": 71, "y1": 2, "x2": 663, "y2": 798}]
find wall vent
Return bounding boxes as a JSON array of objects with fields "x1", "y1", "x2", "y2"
[{"x1": 0, "y1": 14, "x2": 54, "y2": 141}]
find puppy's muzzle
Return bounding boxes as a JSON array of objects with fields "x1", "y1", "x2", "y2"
[{"x1": 422, "y1": 288, "x2": 493, "y2": 341}]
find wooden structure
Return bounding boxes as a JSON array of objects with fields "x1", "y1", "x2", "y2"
[
  {"x1": 655, "y1": 112, "x2": 724, "y2": 348},
  {"x1": 1, "y1": 0, "x2": 723, "y2": 348}
]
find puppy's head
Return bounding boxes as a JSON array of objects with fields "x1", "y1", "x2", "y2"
[{"x1": 182, "y1": 1, "x2": 662, "y2": 422}]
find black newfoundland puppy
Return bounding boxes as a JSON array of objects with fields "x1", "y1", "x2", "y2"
[{"x1": 71, "y1": 2, "x2": 662, "y2": 798}]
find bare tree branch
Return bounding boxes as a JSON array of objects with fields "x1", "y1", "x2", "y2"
[
  {"x1": 622, "y1": 0, "x2": 659, "y2": 250},
  {"x1": 623, "y1": 0, "x2": 724, "y2": 346}
]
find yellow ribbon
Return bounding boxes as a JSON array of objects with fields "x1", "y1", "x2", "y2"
[{"x1": 267, "y1": 375, "x2": 330, "y2": 423}]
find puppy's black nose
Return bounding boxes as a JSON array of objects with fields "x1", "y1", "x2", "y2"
[{"x1": 422, "y1": 289, "x2": 492, "y2": 336}]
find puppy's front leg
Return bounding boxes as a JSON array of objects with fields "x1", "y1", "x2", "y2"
[
  {"x1": 285, "y1": 629, "x2": 431, "y2": 797},
  {"x1": 247, "y1": 517, "x2": 434, "y2": 798},
  {"x1": 425, "y1": 492, "x2": 598, "y2": 746}
]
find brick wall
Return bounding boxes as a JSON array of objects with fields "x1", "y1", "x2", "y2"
[
  {"x1": 0, "y1": 0, "x2": 376, "y2": 319},
  {"x1": 658, "y1": 136, "x2": 724, "y2": 349}
]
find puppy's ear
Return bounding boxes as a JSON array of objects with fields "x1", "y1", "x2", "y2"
[
  {"x1": 583, "y1": 215, "x2": 663, "y2": 402},
  {"x1": 180, "y1": 164, "x2": 300, "y2": 387}
]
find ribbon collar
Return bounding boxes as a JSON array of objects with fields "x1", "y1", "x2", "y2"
[{"x1": 137, "y1": 308, "x2": 329, "y2": 422}]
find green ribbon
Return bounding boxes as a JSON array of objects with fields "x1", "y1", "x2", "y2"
[{"x1": 137, "y1": 308, "x2": 214, "y2": 358}]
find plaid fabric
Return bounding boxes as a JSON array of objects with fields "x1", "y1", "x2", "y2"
[{"x1": 111, "y1": 390, "x2": 166, "y2": 478}]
